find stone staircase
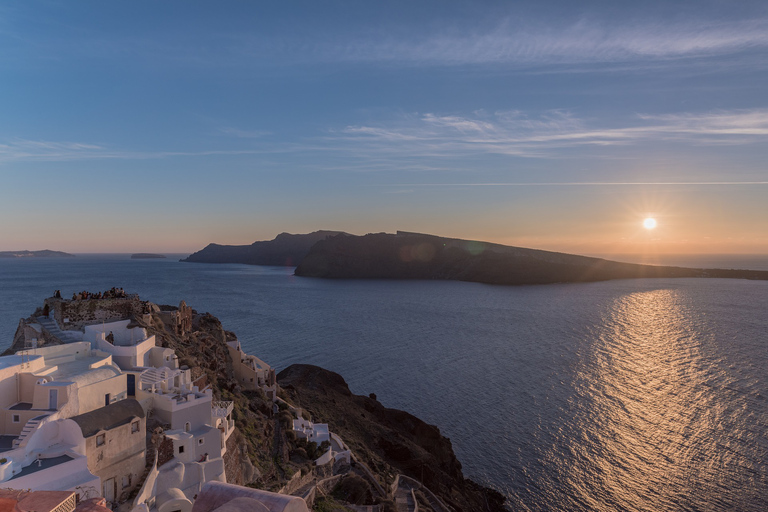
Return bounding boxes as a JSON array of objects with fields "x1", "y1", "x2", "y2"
[
  {"x1": 394, "y1": 483, "x2": 417, "y2": 512},
  {"x1": 12, "y1": 414, "x2": 49, "y2": 448},
  {"x1": 35, "y1": 316, "x2": 82, "y2": 344}
]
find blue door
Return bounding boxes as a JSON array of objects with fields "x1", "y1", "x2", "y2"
[{"x1": 127, "y1": 374, "x2": 135, "y2": 396}]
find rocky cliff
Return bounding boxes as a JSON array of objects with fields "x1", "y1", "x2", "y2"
[
  {"x1": 279, "y1": 364, "x2": 506, "y2": 511},
  {"x1": 181, "y1": 231, "x2": 345, "y2": 266},
  {"x1": 295, "y1": 231, "x2": 768, "y2": 285}
]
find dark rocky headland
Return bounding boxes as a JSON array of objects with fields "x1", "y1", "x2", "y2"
[
  {"x1": 181, "y1": 230, "x2": 345, "y2": 266},
  {"x1": 295, "y1": 231, "x2": 768, "y2": 285}
]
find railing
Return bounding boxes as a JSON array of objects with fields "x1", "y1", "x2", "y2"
[{"x1": 211, "y1": 401, "x2": 233, "y2": 417}]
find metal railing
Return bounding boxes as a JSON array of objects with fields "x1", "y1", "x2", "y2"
[{"x1": 211, "y1": 400, "x2": 233, "y2": 417}]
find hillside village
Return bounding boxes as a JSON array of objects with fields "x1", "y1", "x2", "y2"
[{"x1": 0, "y1": 292, "x2": 481, "y2": 512}]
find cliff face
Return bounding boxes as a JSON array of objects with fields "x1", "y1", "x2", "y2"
[
  {"x1": 295, "y1": 232, "x2": 768, "y2": 285},
  {"x1": 181, "y1": 231, "x2": 345, "y2": 266},
  {"x1": 278, "y1": 364, "x2": 506, "y2": 512}
]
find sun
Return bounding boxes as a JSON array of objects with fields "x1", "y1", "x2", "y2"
[{"x1": 643, "y1": 217, "x2": 657, "y2": 230}]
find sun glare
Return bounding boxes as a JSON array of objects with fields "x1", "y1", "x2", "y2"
[{"x1": 643, "y1": 217, "x2": 657, "y2": 230}]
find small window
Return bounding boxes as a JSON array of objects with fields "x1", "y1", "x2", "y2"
[
  {"x1": 178, "y1": 445, "x2": 185, "y2": 454},
  {"x1": 184, "y1": 422, "x2": 191, "y2": 432},
  {"x1": 96, "y1": 434, "x2": 105, "y2": 446},
  {"x1": 12, "y1": 415, "x2": 20, "y2": 423},
  {"x1": 131, "y1": 421, "x2": 140, "y2": 433},
  {"x1": 198, "y1": 438, "x2": 204, "y2": 445},
  {"x1": 122, "y1": 474, "x2": 131, "y2": 489}
]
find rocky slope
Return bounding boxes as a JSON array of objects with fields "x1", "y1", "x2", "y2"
[
  {"x1": 295, "y1": 231, "x2": 768, "y2": 285},
  {"x1": 279, "y1": 364, "x2": 506, "y2": 512},
  {"x1": 181, "y1": 231, "x2": 345, "y2": 266}
]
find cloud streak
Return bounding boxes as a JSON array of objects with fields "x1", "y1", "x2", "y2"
[
  {"x1": 313, "y1": 18, "x2": 768, "y2": 67},
  {"x1": 0, "y1": 138, "x2": 281, "y2": 163},
  {"x1": 333, "y1": 108, "x2": 768, "y2": 159},
  {"x1": 4, "y1": 109, "x2": 768, "y2": 168},
  {"x1": 385, "y1": 181, "x2": 768, "y2": 187}
]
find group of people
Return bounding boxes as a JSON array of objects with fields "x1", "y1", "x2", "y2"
[{"x1": 63, "y1": 287, "x2": 128, "y2": 301}]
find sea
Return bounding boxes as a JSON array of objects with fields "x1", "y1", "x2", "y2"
[{"x1": 0, "y1": 254, "x2": 766, "y2": 512}]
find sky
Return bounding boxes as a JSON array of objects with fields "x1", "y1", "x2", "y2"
[{"x1": 1, "y1": 0, "x2": 767, "y2": 255}]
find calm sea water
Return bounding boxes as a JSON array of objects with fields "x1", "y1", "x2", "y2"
[{"x1": 0, "y1": 255, "x2": 766, "y2": 511}]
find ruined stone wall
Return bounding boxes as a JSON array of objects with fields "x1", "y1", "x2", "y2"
[
  {"x1": 47, "y1": 296, "x2": 148, "y2": 330},
  {"x1": 156, "y1": 436, "x2": 175, "y2": 468},
  {"x1": 6, "y1": 319, "x2": 62, "y2": 355}
]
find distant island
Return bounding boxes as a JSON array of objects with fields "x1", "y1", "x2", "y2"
[
  {"x1": 184, "y1": 230, "x2": 768, "y2": 286},
  {"x1": 131, "y1": 253, "x2": 167, "y2": 259},
  {"x1": 0, "y1": 250, "x2": 74, "y2": 258},
  {"x1": 181, "y1": 230, "x2": 345, "y2": 266},
  {"x1": 295, "y1": 231, "x2": 768, "y2": 285}
]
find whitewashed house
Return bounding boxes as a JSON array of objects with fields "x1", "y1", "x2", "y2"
[{"x1": 226, "y1": 340, "x2": 276, "y2": 399}]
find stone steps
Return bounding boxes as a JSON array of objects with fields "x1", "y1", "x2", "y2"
[
  {"x1": 36, "y1": 316, "x2": 82, "y2": 343},
  {"x1": 12, "y1": 415, "x2": 49, "y2": 448}
]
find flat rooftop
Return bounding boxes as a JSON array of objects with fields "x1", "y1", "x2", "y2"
[
  {"x1": 0, "y1": 355, "x2": 42, "y2": 371},
  {"x1": 47, "y1": 357, "x2": 116, "y2": 382},
  {"x1": 9, "y1": 455, "x2": 73, "y2": 480}
]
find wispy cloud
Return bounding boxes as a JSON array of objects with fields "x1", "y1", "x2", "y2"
[
  {"x1": 385, "y1": 181, "x2": 768, "y2": 187},
  {"x1": 332, "y1": 108, "x2": 768, "y2": 159},
  {"x1": 0, "y1": 138, "x2": 279, "y2": 163},
  {"x1": 14, "y1": 15, "x2": 768, "y2": 72},
  {"x1": 4, "y1": 108, "x2": 767, "y2": 167},
  {"x1": 313, "y1": 18, "x2": 768, "y2": 67}
]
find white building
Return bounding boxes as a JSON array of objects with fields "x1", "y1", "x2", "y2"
[
  {"x1": 131, "y1": 367, "x2": 233, "y2": 512},
  {"x1": 0, "y1": 416, "x2": 100, "y2": 499},
  {"x1": 1, "y1": 343, "x2": 127, "y2": 442},
  {"x1": 226, "y1": 340, "x2": 276, "y2": 399},
  {"x1": 292, "y1": 417, "x2": 351, "y2": 466},
  {"x1": 84, "y1": 320, "x2": 178, "y2": 371}
]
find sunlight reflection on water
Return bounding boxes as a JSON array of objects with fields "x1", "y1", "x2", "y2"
[{"x1": 557, "y1": 289, "x2": 766, "y2": 511}]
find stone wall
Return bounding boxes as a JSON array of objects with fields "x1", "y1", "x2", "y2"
[
  {"x1": 7, "y1": 319, "x2": 61, "y2": 354},
  {"x1": 47, "y1": 296, "x2": 148, "y2": 330}
]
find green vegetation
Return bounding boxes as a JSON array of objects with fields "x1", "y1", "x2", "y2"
[
  {"x1": 313, "y1": 496, "x2": 351, "y2": 512},
  {"x1": 331, "y1": 474, "x2": 372, "y2": 505}
]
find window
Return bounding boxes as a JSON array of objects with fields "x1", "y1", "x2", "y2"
[
  {"x1": 198, "y1": 438, "x2": 204, "y2": 445},
  {"x1": 122, "y1": 474, "x2": 131, "y2": 489},
  {"x1": 131, "y1": 421, "x2": 140, "y2": 433},
  {"x1": 12, "y1": 415, "x2": 19, "y2": 423},
  {"x1": 184, "y1": 422, "x2": 190, "y2": 432},
  {"x1": 178, "y1": 445, "x2": 185, "y2": 454},
  {"x1": 96, "y1": 434, "x2": 105, "y2": 446}
]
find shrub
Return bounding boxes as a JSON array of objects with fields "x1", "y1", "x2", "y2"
[
  {"x1": 331, "y1": 474, "x2": 372, "y2": 505},
  {"x1": 377, "y1": 499, "x2": 398, "y2": 512},
  {"x1": 306, "y1": 441, "x2": 319, "y2": 460}
]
